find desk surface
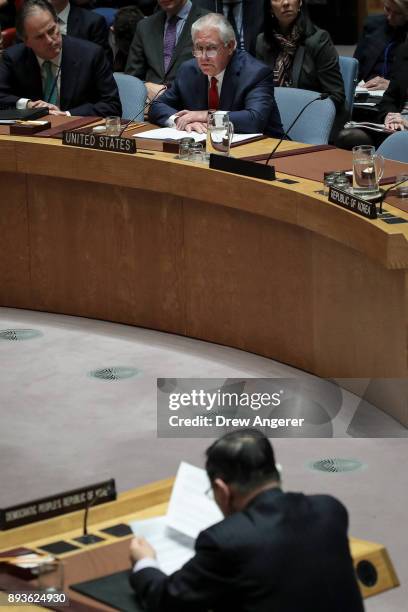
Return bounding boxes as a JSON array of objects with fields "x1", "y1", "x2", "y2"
[{"x1": 1, "y1": 133, "x2": 408, "y2": 424}]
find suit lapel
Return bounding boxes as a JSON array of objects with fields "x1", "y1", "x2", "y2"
[
  {"x1": 152, "y1": 11, "x2": 166, "y2": 77},
  {"x1": 292, "y1": 45, "x2": 305, "y2": 88},
  {"x1": 24, "y1": 49, "x2": 43, "y2": 101},
  {"x1": 59, "y1": 38, "x2": 78, "y2": 110},
  {"x1": 219, "y1": 52, "x2": 240, "y2": 110}
]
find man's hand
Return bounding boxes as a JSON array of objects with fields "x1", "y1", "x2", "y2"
[
  {"x1": 175, "y1": 110, "x2": 208, "y2": 132},
  {"x1": 364, "y1": 76, "x2": 390, "y2": 91},
  {"x1": 27, "y1": 100, "x2": 60, "y2": 112},
  {"x1": 130, "y1": 536, "x2": 156, "y2": 563},
  {"x1": 146, "y1": 82, "x2": 167, "y2": 101},
  {"x1": 48, "y1": 110, "x2": 69, "y2": 116},
  {"x1": 385, "y1": 112, "x2": 407, "y2": 131}
]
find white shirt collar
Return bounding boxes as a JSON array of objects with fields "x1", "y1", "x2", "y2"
[
  {"x1": 36, "y1": 51, "x2": 62, "y2": 69},
  {"x1": 57, "y1": 3, "x2": 71, "y2": 26}
]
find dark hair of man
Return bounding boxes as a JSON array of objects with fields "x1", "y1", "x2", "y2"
[
  {"x1": 263, "y1": 1, "x2": 310, "y2": 48},
  {"x1": 16, "y1": 0, "x2": 58, "y2": 40},
  {"x1": 205, "y1": 429, "x2": 280, "y2": 495}
]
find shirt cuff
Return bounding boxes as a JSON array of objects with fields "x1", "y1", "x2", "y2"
[
  {"x1": 167, "y1": 114, "x2": 177, "y2": 128},
  {"x1": 132, "y1": 557, "x2": 159, "y2": 574},
  {"x1": 16, "y1": 98, "x2": 30, "y2": 109}
]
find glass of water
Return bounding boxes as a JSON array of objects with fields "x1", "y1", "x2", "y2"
[{"x1": 352, "y1": 145, "x2": 384, "y2": 196}]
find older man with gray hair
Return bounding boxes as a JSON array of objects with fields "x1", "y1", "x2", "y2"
[{"x1": 148, "y1": 12, "x2": 283, "y2": 137}]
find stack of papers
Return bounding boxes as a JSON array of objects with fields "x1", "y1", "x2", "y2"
[
  {"x1": 134, "y1": 127, "x2": 262, "y2": 145},
  {"x1": 130, "y1": 462, "x2": 222, "y2": 574}
]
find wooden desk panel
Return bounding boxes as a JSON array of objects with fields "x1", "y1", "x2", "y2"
[{"x1": 0, "y1": 136, "x2": 408, "y2": 424}]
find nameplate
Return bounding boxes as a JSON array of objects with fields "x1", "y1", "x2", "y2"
[
  {"x1": 62, "y1": 130, "x2": 136, "y2": 154},
  {"x1": 0, "y1": 479, "x2": 116, "y2": 530},
  {"x1": 328, "y1": 186, "x2": 377, "y2": 219}
]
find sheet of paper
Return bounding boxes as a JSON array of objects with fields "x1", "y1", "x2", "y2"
[
  {"x1": 130, "y1": 516, "x2": 195, "y2": 575},
  {"x1": 134, "y1": 127, "x2": 262, "y2": 145},
  {"x1": 166, "y1": 462, "x2": 223, "y2": 540},
  {"x1": 355, "y1": 85, "x2": 385, "y2": 97},
  {"x1": 134, "y1": 127, "x2": 206, "y2": 142}
]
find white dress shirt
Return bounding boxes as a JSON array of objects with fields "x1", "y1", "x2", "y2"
[{"x1": 16, "y1": 53, "x2": 65, "y2": 112}]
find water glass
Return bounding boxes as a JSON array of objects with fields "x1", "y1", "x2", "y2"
[
  {"x1": 178, "y1": 137, "x2": 195, "y2": 160},
  {"x1": 396, "y1": 174, "x2": 408, "y2": 199},
  {"x1": 352, "y1": 145, "x2": 384, "y2": 196},
  {"x1": 105, "y1": 116, "x2": 121, "y2": 136},
  {"x1": 35, "y1": 558, "x2": 64, "y2": 593},
  {"x1": 206, "y1": 111, "x2": 234, "y2": 157},
  {"x1": 188, "y1": 142, "x2": 205, "y2": 163}
]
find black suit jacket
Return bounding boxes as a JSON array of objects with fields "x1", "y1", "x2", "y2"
[
  {"x1": 376, "y1": 41, "x2": 408, "y2": 121},
  {"x1": 354, "y1": 14, "x2": 408, "y2": 81},
  {"x1": 67, "y1": 4, "x2": 110, "y2": 57},
  {"x1": 125, "y1": 4, "x2": 208, "y2": 84},
  {"x1": 195, "y1": 0, "x2": 264, "y2": 55},
  {"x1": 149, "y1": 50, "x2": 283, "y2": 137},
  {"x1": 130, "y1": 488, "x2": 364, "y2": 612},
  {"x1": 0, "y1": 36, "x2": 121, "y2": 117}
]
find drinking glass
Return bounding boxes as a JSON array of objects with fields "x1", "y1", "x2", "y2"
[
  {"x1": 206, "y1": 111, "x2": 234, "y2": 157},
  {"x1": 352, "y1": 145, "x2": 384, "y2": 196},
  {"x1": 105, "y1": 116, "x2": 121, "y2": 136}
]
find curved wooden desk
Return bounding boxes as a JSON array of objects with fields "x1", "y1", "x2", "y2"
[{"x1": 1, "y1": 134, "x2": 407, "y2": 423}]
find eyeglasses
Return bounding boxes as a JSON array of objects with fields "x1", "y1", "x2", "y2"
[{"x1": 193, "y1": 44, "x2": 226, "y2": 58}]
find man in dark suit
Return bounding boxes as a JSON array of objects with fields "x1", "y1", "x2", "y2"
[
  {"x1": 354, "y1": 0, "x2": 408, "y2": 90},
  {"x1": 50, "y1": 0, "x2": 110, "y2": 56},
  {"x1": 129, "y1": 429, "x2": 365, "y2": 612},
  {"x1": 125, "y1": 0, "x2": 208, "y2": 101},
  {"x1": 195, "y1": 0, "x2": 263, "y2": 55},
  {"x1": 0, "y1": 0, "x2": 121, "y2": 117},
  {"x1": 149, "y1": 13, "x2": 283, "y2": 137}
]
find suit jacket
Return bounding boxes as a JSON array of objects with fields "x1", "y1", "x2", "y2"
[
  {"x1": 354, "y1": 14, "x2": 408, "y2": 82},
  {"x1": 149, "y1": 50, "x2": 284, "y2": 137},
  {"x1": 195, "y1": 0, "x2": 264, "y2": 55},
  {"x1": 0, "y1": 36, "x2": 121, "y2": 117},
  {"x1": 376, "y1": 41, "x2": 408, "y2": 121},
  {"x1": 125, "y1": 4, "x2": 208, "y2": 84},
  {"x1": 130, "y1": 488, "x2": 364, "y2": 612},
  {"x1": 67, "y1": 4, "x2": 110, "y2": 58}
]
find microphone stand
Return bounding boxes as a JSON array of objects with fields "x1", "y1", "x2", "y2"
[{"x1": 378, "y1": 176, "x2": 408, "y2": 214}]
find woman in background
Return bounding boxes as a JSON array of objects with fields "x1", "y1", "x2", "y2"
[{"x1": 256, "y1": 0, "x2": 346, "y2": 137}]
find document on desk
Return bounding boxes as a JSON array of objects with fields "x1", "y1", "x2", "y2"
[
  {"x1": 135, "y1": 127, "x2": 262, "y2": 145},
  {"x1": 130, "y1": 462, "x2": 223, "y2": 574}
]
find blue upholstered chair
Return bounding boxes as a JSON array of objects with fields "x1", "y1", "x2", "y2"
[
  {"x1": 113, "y1": 73, "x2": 147, "y2": 120},
  {"x1": 274, "y1": 87, "x2": 336, "y2": 144},
  {"x1": 338, "y1": 56, "x2": 359, "y2": 117},
  {"x1": 376, "y1": 130, "x2": 408, "y2": 162},
  {"x1": 92, "y1": 7, "x2": 117, "y2": 27}
]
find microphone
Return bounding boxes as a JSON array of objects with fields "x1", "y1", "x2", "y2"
[
  {"x1": 118, "y1": 86, "x2": 167, "y2": 137},
  {"x1": 378, "y1": 175, "x2": 408, "y2": 214},
  {"x1": 75, "y1": 480, "x2": 115, "y2": 545},
  {"x1": 265, "y1": 93, "x2": 330, "y2": 167}
]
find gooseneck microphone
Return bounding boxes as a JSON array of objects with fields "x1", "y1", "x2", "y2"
[
  {"x1": 118, "y1": 86, "x2": 167, "y2": 137},
  {"x1": 75, "y1": 480, "x2": 115, "y2": 545},
  {"x1": 378, "y1": 175, "x2": 408, "y2": 213},
  {"x1": 265, "y1": 93, "x2": 330, "y2": 167}
]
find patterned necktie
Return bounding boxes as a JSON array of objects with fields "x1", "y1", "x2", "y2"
[
  {"x1": 163, "y1": 16, "x2": 179, "y2": 73},
  {"x1": 43, "y1": 60, "x2": 58, "y2": 105},
  {"x1": 208, "y1": 76, "x2": 219, "y2": 110}
]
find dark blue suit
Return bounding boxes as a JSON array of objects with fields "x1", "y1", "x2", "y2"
[
  {"x1": 149, "y1": 50, "x2": 283, "y2": 138},
  {"x1": 0, "y1": 36, "x2": 121, "y2": 117}
]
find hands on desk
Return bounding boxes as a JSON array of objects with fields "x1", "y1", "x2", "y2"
[
  {"x1": 175, "y1": 110, "x2": 208, "y2": 133},
  {"x1": 385, "y1": 113, "x2": 407, "y2": 131},
  {"x1": 130, "y1": 536, "x2": 156, "y2": 563},
  {"x1": 363, "y1": 76, "x2": 390, "y2": 90},
  {"x1": 27, "y1": 100, "x2": 68, "y2": 116}
]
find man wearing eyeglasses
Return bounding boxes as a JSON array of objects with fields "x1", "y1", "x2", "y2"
[
  {"x1": 148, "y1": 12, "x2": 283, "y2": 136},
  {"x1": 129, "y1": 429, "x2": 364, "y2": 612},
  {"x1": 0, "y1": 0, "x2": 121, "y2": 117}
]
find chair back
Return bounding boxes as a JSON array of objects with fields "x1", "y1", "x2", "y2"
[
  {"x1": 1, "y1": 27, "x2": 16, "y2": 48},
  {"x1": 274, "y1": 87, "x2": 336, "y2": 144},
  {"x1": 376, "y1": 130, "x2": 408, "y2": 163},
  {"x1": 92, "y1": 7, "x2": 117, "y2": 27},
  {"x1": 339, "y1": 56, "x2": 359, "y2": 117},
  {"x1": 113, "y1": 72, "x2": 147, "y2": 120}
]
